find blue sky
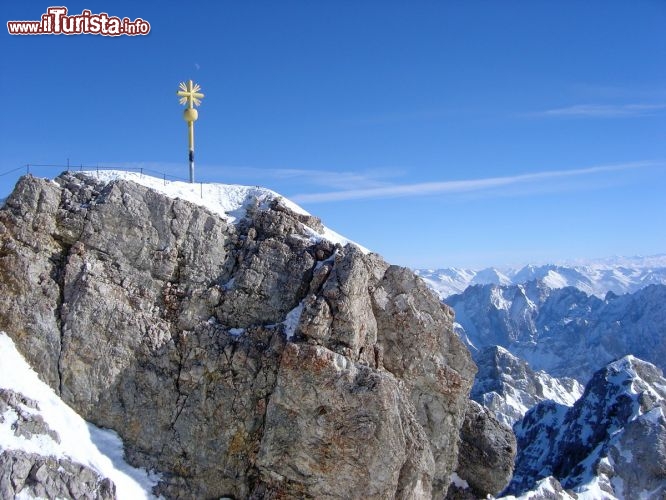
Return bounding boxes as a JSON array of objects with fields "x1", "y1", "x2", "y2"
[{"x1": 1, "y1": 1, "x2": 664, "y2": 268}]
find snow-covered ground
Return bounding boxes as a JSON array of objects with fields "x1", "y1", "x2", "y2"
[
  {"x1": 0, "y1": 332, "x2": 160, "y2": 498},
  {"x1": 81, "y1": 170, "x2": 369, "y2": 252}
]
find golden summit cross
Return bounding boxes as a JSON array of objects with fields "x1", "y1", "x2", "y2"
[
  {"x1": 177, "y1": 80, "x2": 204, "y2": 108},
  {"x1": 176, "y1": 80, "x2": 205, "y2": 183}
]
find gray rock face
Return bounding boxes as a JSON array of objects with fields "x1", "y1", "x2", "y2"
[
  {"x1": 255, "y1": 343, "x2": 435, "y2": 499},
  {"x1": 0, "y1": 449, "x2": 116, "y2": 500},
  {"x1": 371, "y1": 266, "x2": 477, "y2": 497},
  {"x1": 447, "y1": 400, "x2": 516, "y2": 499},
  {"x1": 507, "y1": 355, "x2": 666, "y2": 499},
  {"x1": 0, "y1": 172, "x2": 478, "y2": 498}
]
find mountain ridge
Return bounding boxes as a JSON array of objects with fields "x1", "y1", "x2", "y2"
[
  {"x1": 470, "y1": 345, "x2": 584, "y2": 427},
  {"x1": 417, "y1": 255, "x2": 666, "y2": 299},
  {"x1": 0, "y1": 171, "x2": 489, "y2": 499},
  {"x1": 446, "y1": 280, "x2": 666, "y2": 383},
  {"x1": 504, "y1": 355, "x2": 666, "y2": 499}
]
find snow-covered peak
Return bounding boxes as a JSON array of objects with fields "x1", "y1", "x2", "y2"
[
  {"x1": 604, "y1": 355, "x2": 666, "y2": 404},
  {"x1": 80, "y1": 170, "x2": 368, "y2": 252},
  {"x1": 448, "y1": 282, "x2": 666, "y2": 383},
  {"x1": 471, "y1": 345, "x2": 584, "y2": 426},
  {"x1": 415, "y1": 268, "x2": 476, "y2": 297},
  {"x1": 417, "y1": 255, "x2": 666, "y2": 299},
  {"x1": 506, "y1": 355, "x2": 666, "y2": 499},
  {"x1": 471, "y1": 267, "x2": 512, "y2": 286},
  {"x1": 84, "y1": 170, "x2": 304, "y2": 223},
  {"x1": 607, "y1": 353, "x2": 639, "y2": 370}
]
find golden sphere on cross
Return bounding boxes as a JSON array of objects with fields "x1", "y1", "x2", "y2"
[{"x1": 183, "y1": 108, "x2": 198, "y2": 122}]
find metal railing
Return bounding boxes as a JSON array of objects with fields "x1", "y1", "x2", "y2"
[{"x1": 0, "y1": 162, "x2": 199, "y2": 185}]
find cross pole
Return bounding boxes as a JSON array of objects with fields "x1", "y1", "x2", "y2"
[{"x1": 176, "y1": 80, "x2": 204, "y2": 183}]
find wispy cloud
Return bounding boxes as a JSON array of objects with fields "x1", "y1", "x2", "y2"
[
  {"x1": 536, "y1": 103, "x2": 666, "y2": 118},
  {"x1": 220, "y1": 166, "x2": 402, "y2": 190},
  {"x1": 290, "y1": 161, "x2": 659, "y2": 204}
]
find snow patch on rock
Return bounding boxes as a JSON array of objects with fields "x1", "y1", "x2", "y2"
[
  {"x1": 82, "y1": 170, "x2": 369, "y2": 252},
  {"x1": 0, "y1": 332, "x2": 160, "y2": 499}
]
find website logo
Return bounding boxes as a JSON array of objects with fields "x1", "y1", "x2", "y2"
[{"x1": 7, "y1": 6, "x2": 151, "y2": 36}]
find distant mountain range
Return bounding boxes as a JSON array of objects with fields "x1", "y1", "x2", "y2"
[
  {"x1": 447, "y1": 277, "x2": 666, "y2": 498},
  {"x1": 418, "y1": 257, "x2": 666, "y2": 498},
  {"x1": 446, "y1": 281, "x2": 666, "y2": 383},
  {"x1": 440, "y1": 270, "x2": 666, "y2": 498},
  {"x1": 416, "y1": 254, "x2": 666, "y2": 299}
]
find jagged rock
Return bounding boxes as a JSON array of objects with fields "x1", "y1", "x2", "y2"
[
  {"x1": 305, "y1": 245, "x2": 382, "y2": 363},
  {"x1": 507, "y1": 355, "x2": 666, "y2": 499},
  {"x1": 447, "y1": 400, "x2": 516, "y2": 498},
  {"x1": 254, "y1": 343, "x2": 434, "y2": 498},
  {"x1": 0, "y1": 449, "x2": 115, "y2": 499},
  {"x1": 0, "y1": 172, "x2": 478, "y2": 498},
  {"x1": 0, "y1": 388, "x2": 60, "y2": 443},
  {"x1": 471, "y1": 346, "x2": 583, "y2": 426},
  {"x1": 372, "y1": 266, "x2": 477, "y2": 497},
  {"x1": 447, "y1": 281, "x2": 666, "y2": 383},
  {"x1": 499, "y1": 476, "x2": 576, "y2": 500},
  {"x1": 0, "y1": 176, "x2": 65, "y2": 392}
]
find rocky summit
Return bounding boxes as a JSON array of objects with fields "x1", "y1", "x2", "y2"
[
  {"x1": 470, "y1": 345, "x2": 583, "y2": 427},
  {"x1": 0, "y1": 171, "x2": 504, "y2": 499},
  {"x1": 506, "y1": 355, "x2": 666, "y2": 499}
]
